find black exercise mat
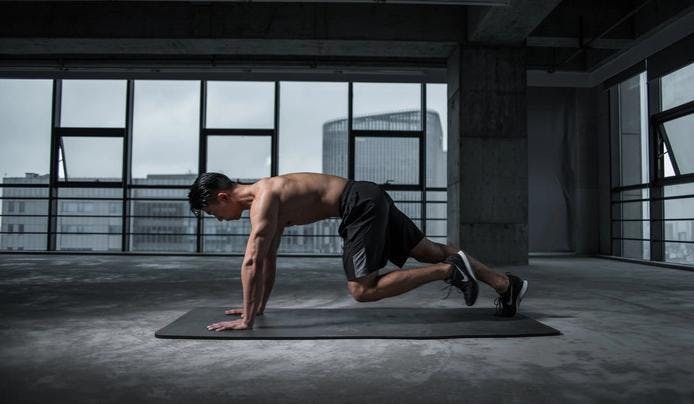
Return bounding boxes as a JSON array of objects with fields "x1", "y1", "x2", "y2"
[{"x1": 155, "y1": 307, "x2": 561, "y2": 339}]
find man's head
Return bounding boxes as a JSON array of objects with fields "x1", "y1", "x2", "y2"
[{"x1": 188, "y1": 172, "x2": 241, "y2": 221}]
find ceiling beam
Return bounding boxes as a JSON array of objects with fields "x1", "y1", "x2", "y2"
[
  {"x1": 468, "y1": 0, "x2": 562, "y2": 44},
  {"x1": 526, "y1": 36, "x2": 634, "y2": 50}
]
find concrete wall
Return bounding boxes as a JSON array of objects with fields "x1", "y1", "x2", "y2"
[{"x1": 448, "y1": 46, "x2": 528, "y2": 265}]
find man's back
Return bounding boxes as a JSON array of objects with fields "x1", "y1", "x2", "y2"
[{"x1": 256, "y1": 172, "x2": 348, "y2": 228}]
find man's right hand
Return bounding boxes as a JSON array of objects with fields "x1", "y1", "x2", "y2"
[{"x1": 224, "y1": 308, "x2": 264, "y2": 318}]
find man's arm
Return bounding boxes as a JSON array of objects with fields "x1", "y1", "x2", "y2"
[
  {"x1": 257, "y1": 226, "x2": 284, "y2": 314},
  {"x1": 239, "y1": 190, "x2": 279, "y2": 327},
  {"x1": 207, "y1": 190, "x2": 278, "y2": 332}
]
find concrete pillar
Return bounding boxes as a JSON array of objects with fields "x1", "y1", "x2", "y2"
[{"x1": 447, "y1": 45, "x2": 528, "y2": 265}]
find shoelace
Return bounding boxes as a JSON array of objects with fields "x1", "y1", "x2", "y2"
[{"x1": 494, "y1": 297, "x2": 503, "y2": 314}]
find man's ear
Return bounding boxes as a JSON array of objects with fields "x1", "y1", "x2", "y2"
[{"x1": 216, "y1": 191, "x2": 230, "y2": 203}]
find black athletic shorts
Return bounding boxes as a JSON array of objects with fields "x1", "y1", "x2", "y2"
[{"x1": 338, "y1": 180, "x2": 425, "y2": 281}]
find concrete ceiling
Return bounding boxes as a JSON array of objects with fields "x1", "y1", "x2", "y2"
[{"x1": 0, "y1": 0, "x2": 692, "y2": 79}]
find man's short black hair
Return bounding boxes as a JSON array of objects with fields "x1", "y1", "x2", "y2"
[{"x1": 188, "y1": 172, "x2": 237, "y2": 218}]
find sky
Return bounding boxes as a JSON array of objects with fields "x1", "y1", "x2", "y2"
[{"x1": 0, "y1": 79, "x2": 447, "y2": 184}]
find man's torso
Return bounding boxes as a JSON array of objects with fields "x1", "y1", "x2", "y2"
[{"x1": 252, "y1": 172, "x2": 349, "y2": 229}]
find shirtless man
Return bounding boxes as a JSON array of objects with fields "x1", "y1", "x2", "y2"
[{"x1": 187, "y1": 172, "x2": 528, "y2": 331}]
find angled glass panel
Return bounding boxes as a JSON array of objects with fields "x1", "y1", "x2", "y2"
[
  {"x1": 355, "y1": 137, "x2": 419, "y2": 185},
  {"x1": 660, "y1": 113, "x2": 694, "y2": 175},
  {"x1": 426, "y1": 84, "x2": 447, "y2": 188},
  {"x1": 0, "y1": 80, "x2": 52, "y2": 184},
  {"x1": 353, "y1": 83, "x2": 421, "y2": 131},
  {"x1": 616, "y1": 73, "x2": 649, "y2": 187},
  {"x1": 206, "y1": 81, "x2": 275, "y2": 129},
  {"x1": 661, "y1": 62, "x2": 694, "y2": 111},
  {"x1": 279, "y1": 82, "x2": 348, "y2": 176},
  {"x1": 59, "y1": 137, "x2": 123, "y2": 181},
  {"x1": 60, "y1": 80, "x2": 126, "y2": 128},
  {"x1": 132, "y1": 81, "x2": 200, "y2": 184},
  {"x1": 207, "y1": 136, "x2": 271, "y2": 181}
]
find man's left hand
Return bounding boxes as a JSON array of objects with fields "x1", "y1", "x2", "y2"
[{"x1": 206, "y1": 319, "x2": 252, "y2": 331}]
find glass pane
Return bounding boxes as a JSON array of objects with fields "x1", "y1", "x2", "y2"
[
  {"x1": 665, "y1": 220, "x2": 694, "y2": 242},
  {"x1": 612, "y1": 200, "x2": 650, "y2": 221},
  {"x1": 56, "y1": 189, "x2": 123, "y2": 251},
  {"x1": 128, "y1": 191, "x2": 197, "y2": 252},
  {"x1": 353, "y1": 83, "x2": 421, "y2": 131},
  {"x1": 426, "y1": 84, "x2": 447, "y2": 187},
  {"x1": 426, "y1": 190, "x2": 447, "y2": 241},
  {"x1": 279, "y1": 82, "x2": 348, "y2": 175},
  {"x1": 206, "y1": 81, "x2": 275, "y2": 129},
  {"x1": 58, "y1": 187, "x2": 123, "y2": 199},
  {"x1": 59, "y1": 137, "x2": 123, "y2": 181},
  {"x1": 661, "y1": 62, "x2": 694, "y2": 111},
  {"x1": 620, "y1": 239, "x2": 650, "y2": 260},
  {"x1": 203, "y1": 214, "x2": 250, "y2": 253},
  {"x1": 613, "y1": 188, "x2": 649, "y2": 202},
  {"x1": 278, "y1": 220, "x2": 342, "y2": 254},
  {"x1": 322, "y1": 114, "x2": 349, "y2": 178},
  {"x1": 665, "y1": 242, "x2": 694, "y2": 265},
  {"x1": 661, "y1": 113, "x2": 694, "y2": 175},
  {"x1": 132, "y1": 81, "x2": 199, "y2": 184},
  {"x1": 207, "y1": 136, "x2": 271, "y2": 181},
  {"x1": 665, "y1": 196, "x2": 694, "y2": 220},
  {"x1": 130, "y1": 188, "x2": 197, "y2": 250},
  {"x1": 355, "y1": 137, "x2": 419, "y2": 185},
  {"x1": 60, "y1": 80, "x2": 126, "y2": 128},
  {"x1": 664, "y1": 183, "x2": 694, "y2": 198},
  {"x1": 0, "y1": 187, "x2": 49, "y2": 251},
  {"x1": 384, "y1": 190, "x2": 422, "y2": 229},
  {"x1": 0, "y1": 80, "x2": 52, "y2": 184},
  {"x1": 613, "y1": 220, "x2": 650, "y2": 240},
  {"x1": 617, "y1": 73, "x2": 649, "y2": 187}
]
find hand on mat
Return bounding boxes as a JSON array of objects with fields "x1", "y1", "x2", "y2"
[
  {"x1": 224, "y1": 308, "x2": 264, "y2": 317},
  {"x1": 207, "y1": 319, "x2": 251, "y2": 331}
]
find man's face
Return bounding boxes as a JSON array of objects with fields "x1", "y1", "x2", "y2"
[{"x1": 204, "y1": 192, "x2": 242, "y2": 221}]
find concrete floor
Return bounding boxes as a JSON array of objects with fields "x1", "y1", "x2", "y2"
[{"x1": 1, "y1": 254, "x2": 693, "y2": 403}]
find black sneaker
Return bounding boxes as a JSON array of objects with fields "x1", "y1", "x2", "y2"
[
  {"x1": 443, "y1": 251, "x2": 479, "y2": 306},
  {"x1": 494, "y1": 273, "x2": 528, "y2": 317}
]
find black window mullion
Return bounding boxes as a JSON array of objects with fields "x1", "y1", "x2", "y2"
[
  {"x1": 272, "y1": 81, "x2": 279, "y2": 177},
  {"x1": 122, "y1": 80, "x2": 134, "y2": 252},
  {"x1": 348, "y1": 82, "x2": 354, "y2": 180},
  {"x1": 197, "y1": 80, "x2": 207, "y2": 253},
  {"x1": 47, "y1": 79, "x2": 62, "y2": 251},
  {"x1": 420, "y1": 82, "x2": 427, "y2": 236}
]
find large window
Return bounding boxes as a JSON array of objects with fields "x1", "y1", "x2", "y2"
[
  {"x1": 0, "y1": 78, "x2": 447, "y2": 255},
  {"x1": 610, "y1": 61, "x2": 694, "y2": 266}
]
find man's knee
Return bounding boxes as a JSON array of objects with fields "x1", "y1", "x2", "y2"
[{"x1": 347, "y1": 281, "x2": 380, "y2": 302}]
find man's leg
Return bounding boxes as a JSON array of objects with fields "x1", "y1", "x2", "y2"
[
  {"x1": 347, "y1": 262, "x2": 452, "y2": 302},
  {"x1": 408, "y1": 237, "x2": 509, "y2": 293},
  {"x1": 346, "y1": 237, "x2": 509, "y2": 302}
]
